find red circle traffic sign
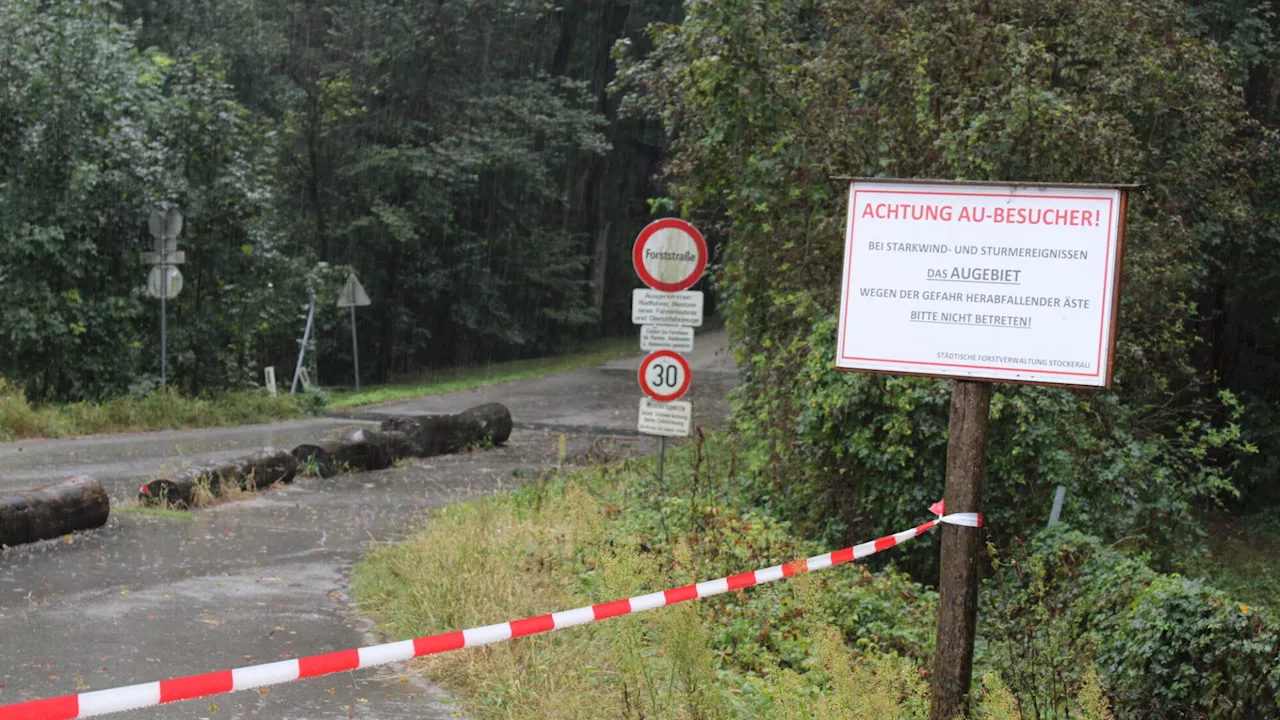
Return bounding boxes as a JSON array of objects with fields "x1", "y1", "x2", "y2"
[
  {"x1": 638, "y1": 350, "x2": 692, "y2": 402},
  {"x1": 633, "y1": 218, "x2": 708, "y2": 292}
]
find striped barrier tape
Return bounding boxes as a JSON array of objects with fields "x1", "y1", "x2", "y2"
[{"x1": 0, "y1": 502, "x2": 980, "y2": 720}]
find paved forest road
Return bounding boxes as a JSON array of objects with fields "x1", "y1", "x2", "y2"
[{"x1": 0, "y1": 331, "x2": 736, "y2": 718}]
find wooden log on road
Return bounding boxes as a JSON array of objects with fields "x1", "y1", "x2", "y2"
[
  {"x1": 380, "y1": 402, "x2": 512, "y2": 457},
  {"x1": 138, "y1": 447, "x2": 298, "y2": 506},
  {"x1": 0, "y1": 476, "x2": 110, "y2": 547},
  {"x1": 290, "y1": 429, "x2": 413, "y2": 477}
]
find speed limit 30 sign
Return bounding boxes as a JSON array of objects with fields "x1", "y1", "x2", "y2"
[{"x1": 638, "y1": 350, "x2": 691, "y2": 402}]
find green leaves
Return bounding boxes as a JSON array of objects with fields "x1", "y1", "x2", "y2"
[
  {"x1": 0, "y1": 0, "x2": 282, "y2": 399},
  {"x1": 635, "y1": 0, "x2": 1264, "y2": 573},
  {"x1": 987, "y1": 529, "x2": 1280, "y2": 718}
]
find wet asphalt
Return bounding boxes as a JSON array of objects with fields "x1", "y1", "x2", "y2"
[{"x1": 0, "y1": 331, "x2": 736, "y2": 718}]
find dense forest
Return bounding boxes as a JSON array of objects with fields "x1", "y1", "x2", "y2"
[{"x1": 0, "y1": 0, "x2": 683, "y2": 401}]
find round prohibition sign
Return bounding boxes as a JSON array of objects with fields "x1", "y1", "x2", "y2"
[
  {"x1": 633, "y1": 218, "x2": 708, "y2": 292},
  {"x1": 638, "y1": 350, "x2": 692, "y2": 402}
]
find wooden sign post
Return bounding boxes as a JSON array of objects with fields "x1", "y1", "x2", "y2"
[
  {"x1": 834, "y1": 179, "x2": 1130, "y2": 718},
  {"x1": 931, "y1": 379, "x2": 990, "y2": 719}
]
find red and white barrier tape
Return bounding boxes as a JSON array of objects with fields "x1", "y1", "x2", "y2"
[{"x1": 0, "y1": 503, "x2": 980, "y2": 720}]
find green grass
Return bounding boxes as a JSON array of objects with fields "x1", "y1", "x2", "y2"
[
  {"x1": 327, "y1": 337, "x2": 634, "y2": 410},
  {"x1": 0, "y1": 381, "x2": 306, "y2": 441},
  {"x1": 114, "y1": 504, "x2": 196, "y2": 520},
  {"x1": 1189, "y1": 511, "x2": 1280, "y2": 612}
]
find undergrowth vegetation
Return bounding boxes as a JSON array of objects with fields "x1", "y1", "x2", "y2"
[
  {"x1": 353, "y1": 433, "x2": 1278, "y2": 718},
  {"x1": 0, "y1": 378, "x2": 306, "y2": 440},
  {"x1": 985, "y1": 530, "x2": 1279, "y2": 718},
  {"x1": 1185, "y1": 512, "x2": 1280, "y2": 611},
  {"x1": 355, "y1": 434, "x2": 947, "y2": 719}
]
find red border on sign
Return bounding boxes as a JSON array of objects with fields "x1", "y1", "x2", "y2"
[
  {"x1": 633, "y1": 218, "x2": 708, "y2": 292},
  {"x1": 638, "y1": 350, "x2": 692, "y2": 402},
  {"x1": 837, "y1": 188, "x2": 1116, "y2": 380}
]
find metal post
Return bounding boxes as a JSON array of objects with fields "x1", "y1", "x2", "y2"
[
  {"x1": 656, "y1": 436, "x2": 665, "y2": 483},
  {"x1": 1048, "y1": 485, "x2": 1067, "y2": 527},
  {"x1": 160, "y1": 267, "x2": 167, "y2": 391},
  {"x1": 291, "y1": 280, "x2": 316, "y2": 395},
  {"x1": 929, "y1": 380, "x2": 991, "y2": 720},
  {"x1": 350, "y1": 303, "x2": 360, "y2": 394}
]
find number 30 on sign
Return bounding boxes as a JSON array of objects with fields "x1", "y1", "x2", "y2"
[{"x1": 638, "y1": 350, "x2": 691, "y2": 402}]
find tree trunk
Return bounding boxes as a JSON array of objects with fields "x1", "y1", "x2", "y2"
[
  {"x1": 585, "y1": 1, "x2": 631, "y2": 326},
  {"x1": 379, "y1": 402, "x2": 513, "y2": 457},
  {"x1": 549, "y1": 1, "x2": 580, "y2": 77},
  {"x1": 139, "y1": 448, "x2": 298, "y2": 506},
  {"x1": 1, "y1": 476, "x2": 110, "y2": 547},
  {"x1": 291, "y1": 428, "x2": 414, "y2": 477}
]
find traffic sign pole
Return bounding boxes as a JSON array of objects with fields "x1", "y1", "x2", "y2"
[
  {"x1": 160, "y1": 268, "x2": 166, "y2": 391},
  {"x1": 656, "y1": 437, "x2": 665, "y2": 485},
  {"x1": 145, "y1": 207, "x2": 184, "y2": 391},
  {"x1": 350, "y1": 303, "x2": 360, "y2": 394}
]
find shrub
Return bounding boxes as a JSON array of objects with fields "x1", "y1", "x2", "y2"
[
  {"x1": 983, "y1": 528, "x2": 1280, "y2": 719},
  {"x1": 1099, "y1": 575, "x2": 1280, "y2": 719}
]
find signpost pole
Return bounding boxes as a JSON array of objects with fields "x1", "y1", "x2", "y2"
[
  {"x1": 350, "y1": 303, "x2": 360, "y2": 394},
  {"x1": 336, "y1": 273, "x2": 371, "y2": 394},
  {"x1": 160, "y1": 270, "x2": 167, "y2": 391},
  {"x1": 656, "y1": 436, "x2": 665, "y2": 483},
  {"x1": 928, "y1": 379, "x2": 991, "y2": 720},
  {"x1": 145, "y1": 207, "x2": 184, "y2": 391}
]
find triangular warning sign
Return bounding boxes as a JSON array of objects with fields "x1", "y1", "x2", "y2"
[{"x1": 336, "y1": 274, "x2": 371, "y2": 307}]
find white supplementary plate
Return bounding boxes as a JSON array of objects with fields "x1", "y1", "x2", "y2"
[
  {"x1": 640, "y1": 324, "x2": 694, "y2": 353},
  {"x1": 836, "y1": 180, "x2": 1125, "y2": 387},
  {"x1": 632, "y1": 289, "x2": 703, "y2": 327},
  {"x1": 637, "y1": 398, "x2": 692, "y2": 438}
]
